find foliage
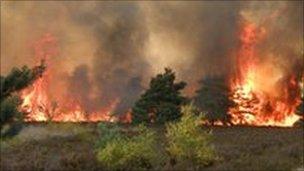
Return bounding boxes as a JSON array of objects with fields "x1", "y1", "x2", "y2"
[
  {"x1": 95, "y1": 123, "x2": 123, "y2": 149},
  {"x1": 0, "y1": 63, "x2": 45, "y2": 136},
  {"x1": 96, "y1": 123, "x2": 162, "y2": 170},
  {"x1": 0, "y1": 64, "x2": 45, "y2": 101},
  {"x1": 0, "y1": 96, "x2": 22, "y2": 126},
  {"x1": 0, "y1": 96, "x2": 24, "y2": 137},
  {"x1": 194, "y1": 76, "x2": 232, "y2": 124},
  {"x1": 165, "y1": 103, "x2": 216, "y2": 168},
  {"x1": 132, "y1": 68, "x2": 187, "y2": 124}
]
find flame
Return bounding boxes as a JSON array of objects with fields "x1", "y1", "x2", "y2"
[
  {"x1": 20, "y1": 34, "x2": 131, "y2": 123},
  {"x1": 19, "y1": 31, "x2": 301, "y2": 126},
  {"x1": 228, "y1": 21, "x2": 302, "y2": 127}
]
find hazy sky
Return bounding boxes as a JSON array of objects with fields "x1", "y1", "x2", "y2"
[{"x1": 1, "y1": 1, "x2": 303, "y2": 112}]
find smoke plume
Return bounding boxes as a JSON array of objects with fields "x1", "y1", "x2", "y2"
[{"x1": 1, "y1": 1, "x2": 302, "y2": 114}]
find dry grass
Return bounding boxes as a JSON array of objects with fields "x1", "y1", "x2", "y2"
[
  {"x1": 1, "y1": 123, "x2": 303, "y2": 171},
  {"x1": 207, "y1": 126, "x2": 304, "y2": 171}
]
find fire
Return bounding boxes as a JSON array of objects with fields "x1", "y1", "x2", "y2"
[
  {"x1": 20, "y1": 34, "x2": 131, "y2": 123},
  {"x1": 228, "y1": 21, "x2": 302, "y2": 127},
  {"x1": 18, "y1": 30, "x2": 302, "y2": 126}
]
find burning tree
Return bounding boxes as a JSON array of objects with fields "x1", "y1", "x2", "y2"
[
  {"x1": 194, "y1": 76, "x2": 232, "y2": 125},
  {"x1": 228, "y1": 20, "x2": 302, "y2": 127},
  {"x1": 0, "y1": 63, "x2": 45, "y2": 136},
  {"x1": 132, "y1": 68, "x2": 187, "y2": 124}
]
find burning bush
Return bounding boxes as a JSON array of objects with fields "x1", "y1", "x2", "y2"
[
  {"x1": 132, "y1": 68, "x2": 187, "y2": 124},
  {"x1": 96, "y1": 123, "x2": 162, "y2": 170},
  {"x1": 165, "y1": 103, "x2": 216, "y2": 169}
]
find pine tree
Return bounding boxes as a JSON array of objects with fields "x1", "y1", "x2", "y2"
[
  {"x1": 132, "y1": 68, "x2": 187, "y2": 124},
  {"x1": 194, "y1": 76, "x2": 232, "y2": 124},
  {"x1": 1, "y1": 62, "x2": 45, "y2": 137}
]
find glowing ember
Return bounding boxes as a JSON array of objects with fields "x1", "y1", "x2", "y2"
[
  {"x1": 228, "y1": 21, "x2": 302, "y2": 127},
  {"x1": 20, "y1": 34, "x2": 131, "y2": 123}
]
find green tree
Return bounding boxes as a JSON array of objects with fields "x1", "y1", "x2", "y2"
[
  {"x1": 194, "y1": 76, "x2": 232, "y2": 124},
  {"x1": 1, "y1": 62, "x2": 45, "y2": 137},
  {"x1": 132, "y1": 68, "x2": 187, "y2": 124}
]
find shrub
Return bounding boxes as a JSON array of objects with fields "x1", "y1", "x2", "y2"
[
  {"x1": 0, "y1": 96, "x2": 23, "y2": 137},
  {"x1": 95, "y1": 123, "x2": 123, "y2": 149},
  {"x1": 0, "y1": 96, "x2": 22, "y2": 125},
  {"x1": 96, "y1": 123, "x2": 162, "y2": 170},
  {"x1": 165, "y1": 103, "x2": 216, "y2": 168}
]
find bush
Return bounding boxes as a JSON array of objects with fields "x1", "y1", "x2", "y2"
[
  {"x1": 0, "y1": 96, "x2": 23, "y2": 137},
  {"x1": 96, "y1": 123, "x2": 162, "y2": 170},
  {"x1": 95, "y1": 123, "x2": 123, "y2": 149},
  {"x1": 165, "y1": 103, "x2": 216, "y2": 168},
  {"x1": 0, "y1": 96, "x2": 22, "y2": 125}
]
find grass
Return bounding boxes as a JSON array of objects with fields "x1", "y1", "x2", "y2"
[
  {"x1": 207, "y1": 126, "x2": 304, "y2": 171},
  {"x1": 1, "y1": 123, "x2": 303, "y2": 171}
]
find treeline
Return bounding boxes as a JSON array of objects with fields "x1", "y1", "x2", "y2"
[
  {"x1": 131, "y1": 68, "x2": 232, "y2": 125},
  {"x1": 1, "y1": 63, "x2": 303, "y2": 135}
]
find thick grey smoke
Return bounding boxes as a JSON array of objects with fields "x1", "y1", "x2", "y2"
[
  {"x1": 67, "y1": 64, "x2": 95, "y2": 111},
  {"x1": 66, "y1": 2, "x2": 149, "y2": 113},
  {"x1": 1, "y1": 1, "x2": 302, "y2": 114},
  {"x1": 140, "y1": 2, "x2": 242, "y2": 92}
]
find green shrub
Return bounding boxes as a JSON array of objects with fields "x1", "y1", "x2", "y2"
[
  {"x1": 0, "y1": 96, "x2": 23, "y2": 137},
  {"x1": 96, "y1": 123, "x2": 162, "y2": 170},
  {"x1": 95, "y1": 123, "x2": 123, "y2": 149},
  {"x1": 165, "y1": 103, "x2": 216, "y2": 168},
  {"x1": 0, "y1": 96, "x2": 22, "y2": 125}
]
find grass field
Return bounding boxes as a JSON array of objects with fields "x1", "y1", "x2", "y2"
[{"x1": 1, "y1": 123, "x2": 303, "y2": 171}]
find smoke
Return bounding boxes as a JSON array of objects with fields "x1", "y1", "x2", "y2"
[
  {"x1": 240, "y1": 1, "x2": 303, "y2": 95},
  {"x1": 77, "y1": 2, "x2": 149, "y2": 112},
  {"x1": 1, "y1": 1, "x2": 302, "y2": 114},
  {"x1": 140, "y1": 2, "x2": 242, "y2": 95},
  {"x1": 242, "y1": 1, "x2": 303, "y2": 74},
  {"x1": 67, "y1": 64, "x2": 95, "y2": 112}
]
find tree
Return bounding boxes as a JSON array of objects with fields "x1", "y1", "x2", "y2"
[
  {"x1": 193, "y1": 76, "x2": 232, "y2": 124},
  {"x1": 132, "y1": 68, "x2": 187, "y2": 124},
  {"x1": 0, "y1": 62, "x2": 45, "y2": 137}
]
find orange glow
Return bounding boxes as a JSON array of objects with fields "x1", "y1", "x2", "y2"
[
  {"x1": 20, "y1": 34, "x2": 131, "y2": 123},
  {"x1": 228, "y1": 21, "x2": 302, "y2": 127}
]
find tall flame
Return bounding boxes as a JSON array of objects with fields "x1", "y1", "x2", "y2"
[
  {"x1": 228, "y1": 21, "x2": 302, "y2": 127},
  {"x1": 20, "y1": 34, "x2": 131, "y2": 123}
]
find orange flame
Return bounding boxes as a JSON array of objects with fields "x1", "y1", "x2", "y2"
[
  {"x1": 20, "y1": 33, "x2": 131, "y2": 123},
  {"x1": 228, "y1": 21, "x2": 302, "y2": 127}
]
